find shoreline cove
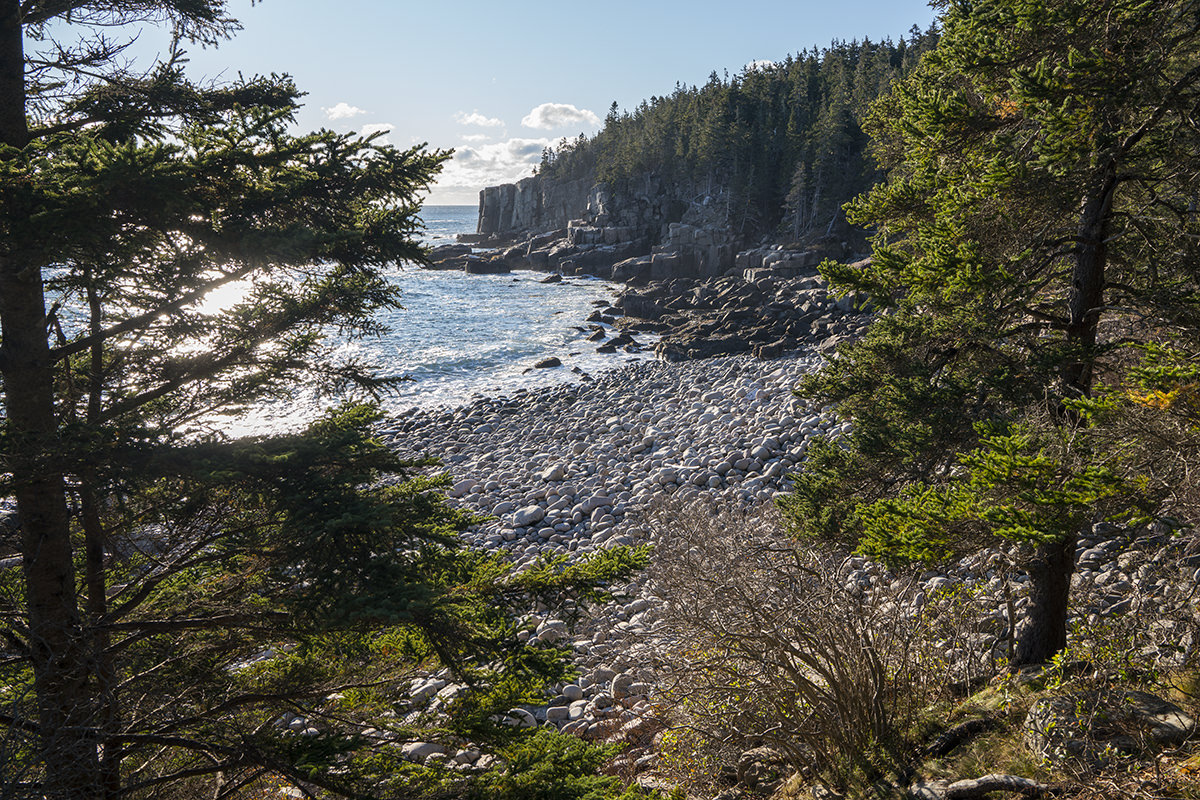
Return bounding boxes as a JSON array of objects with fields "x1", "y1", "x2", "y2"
[{"x1": 383, "y1": 351, "x2": 835, "y2": 555}]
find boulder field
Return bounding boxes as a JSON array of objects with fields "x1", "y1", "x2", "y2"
[{"x1": 370, "y1": 348, "x2": 1200, "y2": 787}]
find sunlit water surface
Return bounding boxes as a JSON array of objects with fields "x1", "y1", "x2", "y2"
[{"x1": 220, "y1": 206, "x2": 650, "y2": 435}]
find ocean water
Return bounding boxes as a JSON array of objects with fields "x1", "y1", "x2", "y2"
[
  {"x1": 224, "y1": 206, "x2": 651, "y2": 434},
  {"x1": 421, "y1": 204, "x2": 479, "y2": 247}
]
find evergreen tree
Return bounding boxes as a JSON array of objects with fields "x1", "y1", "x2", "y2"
[
  {"x1": 539, "y1": 35, "x2": 938, "y2": 243},
  {"x1": 779, "y1": 0, "x2": 1200, "y2": 666},
  {"x1": 0, "y1": 3, "x2": 646, "y2": 797}
]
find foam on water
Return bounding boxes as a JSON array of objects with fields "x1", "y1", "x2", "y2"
[{"x1": 219, "y1": 207, "x2": 653, "y2": 435}]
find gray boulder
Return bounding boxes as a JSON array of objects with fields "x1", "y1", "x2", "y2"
[
  {"x1": 512, "y1": 506, "x2": 545, "y2": 527},
  {"x1": 1024, "y1": 689, "x2": 1195, "y2": 764}
]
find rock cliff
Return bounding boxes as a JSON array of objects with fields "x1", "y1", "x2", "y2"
[
  {"x1": 472, "y1": 171, "x2": 755, "y2": 280},
  {"x1": 449, "y1": 169, "x2": 863, "y2": 291},
  {"x1": 476, "y1": 175, "x2": 593, "y2": 235}
]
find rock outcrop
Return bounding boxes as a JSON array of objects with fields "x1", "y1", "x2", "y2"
[
  {"x1": 477, "y1": 175, "x2": 593, "y2": 235},
  {"x1": 613, "y1": 273, "x2": 871, "y2": 361},
  {"x1": 472, "y1": 173, "x2": 752, "y2": 281},
  {"x1": 468, "y1": 170, "x2": 868, "y2": 296}
]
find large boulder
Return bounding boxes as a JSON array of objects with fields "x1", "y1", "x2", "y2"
[
  {"x1": 427, "y1": 243, "x2": 471, "y2": 262},
  {"x1": 512, "y1": 506, "x2": 545, "y2": 527},
  {"x1": 650, "y1": 251, "x2": 681, "y2": 281},
  {"x1": 423, "y1": 243, "x2": 473, "y2": 270},
  {"x1": 612, "y1": 255, "x2": 652, "y2": 282},
  {"x1": 1024, "y1": 690, "x2": 1195, "y2": 765},
  {"x1": 618, "y1": 292, "x2": 666, "y2": 320},
  {"x1": 655, "y1": 333, "x2": 750, "y2": 362},
  {"x1": 463, "y1": 257, "x2": 510, "y2": 275}
]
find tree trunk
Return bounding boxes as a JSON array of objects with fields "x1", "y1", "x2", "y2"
[
  {"x1": 0, "y1": 265, "x2": 103, "y2": 800},
  {"x1": 0, "y1": 4, "x2": 102, "y2": 796},
  {"x1": 1014, "y1": 163, "x2": 1117, "y2": 668},
  {"x1": 1062, "y1": 163, "x2": 1116, "y2": 401},
  {"x1": 1012, "y1": 533, "x2": 1076, "y2": 667},
  {"x1": 0, "y1": 0, "x2": 23, "y2": 148}
]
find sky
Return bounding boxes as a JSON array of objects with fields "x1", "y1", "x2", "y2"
[{"x1": 107, "y1": 0, "x2": 938, "y2": 205}]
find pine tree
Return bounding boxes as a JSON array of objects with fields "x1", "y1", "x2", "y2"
[
  {"x1": 779, "y1": 0, "x2": 1200, "y2": 666},
  {"x1": 0, "y1": 4, "x2": 647, "y2": 797}
]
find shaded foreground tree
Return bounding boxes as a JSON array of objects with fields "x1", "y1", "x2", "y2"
[
  {"x1": 779, "y1": 0, "x2": 1200, "y2": 666},
  {"x1": 0, "y1": 3, "x2": 648, "y2": 798}
]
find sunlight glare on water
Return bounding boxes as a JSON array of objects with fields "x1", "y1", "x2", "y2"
[{"x1": 210, "y1": 206, "x2": 650, "y2": 436}]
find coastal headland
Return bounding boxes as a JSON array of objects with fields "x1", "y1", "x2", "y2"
[{"x1": 424, "y1": 174, "x2": 872, "y2": 365}]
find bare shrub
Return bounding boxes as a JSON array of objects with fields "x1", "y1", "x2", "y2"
[{"x1": 643, "y1": 497, "x2": 939, "y2": 792}]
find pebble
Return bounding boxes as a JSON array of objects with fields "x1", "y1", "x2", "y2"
[{"x1": 379, "y1": 350, "x2": 1198, "y2": 761}]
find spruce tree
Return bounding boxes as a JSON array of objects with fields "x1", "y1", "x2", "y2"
[
  {"x1": 0, "y1": 3, "x2": 646, "y2": 797},
  {"x1": 779, "y1": 0, "x2": 1200, "y2": 666}
]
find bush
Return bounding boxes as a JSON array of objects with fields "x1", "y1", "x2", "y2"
[{"x1": 642, "y1": 498, "x2": 940, "y2": 793}]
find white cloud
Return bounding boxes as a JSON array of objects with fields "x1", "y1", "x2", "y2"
[
  {"x1": 454, "y1": 110, "x2": 505, "y2": 128},
  {"x1": 460, "y1": 133, "x2": 489, "y2": 142},
  {"x1": 360, "y1": 123, "x2": 394, "y2": 145},
  {"x1": 744, "y1": 60, "x2": 777, "y2": 72},
  {"x1": 324, "y1": 102, "x2": 366, "y2": 120},
  {"x1": 435, "y1": 136, "x2": 553, "y2": 195},
  {"x1": 520, "y1": 102, "x2": 601, "y2": 130}
]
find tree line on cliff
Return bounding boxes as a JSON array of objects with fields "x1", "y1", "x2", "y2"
[{"x1": 535, "y1": 28, "x2": 939, "y2": 244}]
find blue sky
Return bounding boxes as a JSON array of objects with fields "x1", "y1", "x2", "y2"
[{"x1": 114, "y1": 0, "x2": 937, "y2": 204}]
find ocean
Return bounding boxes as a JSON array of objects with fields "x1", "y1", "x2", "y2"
[
  {"x1": 421, "y1": 204, "x2": 479, "y2": 247},
  {"x1": 222, "y1": 205, "x2": 651, "y2": 435}
]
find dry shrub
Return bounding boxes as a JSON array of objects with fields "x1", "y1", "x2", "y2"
[
  {"x1": 637, "y1": 490, "x2": 1200, "y2": 796},
  {"x1": 642, "y1": 497, "x2": 939, "y2": 792}
]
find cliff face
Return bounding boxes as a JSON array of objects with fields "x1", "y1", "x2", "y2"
[
  {"x1": 476, "y1": 175, "x2": 593, "y2": 235},
  {"x1": 467, "y1": 170, "x2": 853, "y2": 284},
  {"x1": 477, "y1": 172, "x2": 688, "y2": 240},
  {"x1": 471, "y1": 171, "x2": 786, "y2": 282}
]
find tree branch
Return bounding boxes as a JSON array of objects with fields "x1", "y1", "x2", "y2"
[{"x1": 50, "y1": 263, "x2": 258, "y2": 363}]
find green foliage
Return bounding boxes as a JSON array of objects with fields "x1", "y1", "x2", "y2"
[
  {"x1": 0, "y1": 403, "x2": 651, "y2": 796},
  {"x1": 470, "y1": 729, "x2": 634, "y2": 800},
  {"x1": 780, "y1": 0, "x2": 1200, "y2": 664},
  {"x1": 538, "y1": 31, "x2": 939, "y2": 242},
  {"x1": 855, "y1": 424, "x2": 1142, "y2": 564},
  {"x1": 0, "y1": 5, "x2": 652, "y2": 798}
]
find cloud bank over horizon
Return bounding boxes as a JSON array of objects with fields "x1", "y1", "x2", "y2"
[
  {"x1": 429, "y1": 102, "x2": 603, "y2": 202},
  {"x1": 434, "y1": 136, "x2": 553, "y2": 201}
]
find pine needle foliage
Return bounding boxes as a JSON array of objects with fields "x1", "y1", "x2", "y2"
[
  {"x1": 0, "y1": 4, "x2": 651, "y2": 798},
  {"x1": 779, "y1": 0, "x2": 1200, "y2": 666}
]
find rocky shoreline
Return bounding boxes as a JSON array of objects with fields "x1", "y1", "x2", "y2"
[
  {"x1": 382, "y1": 351, "x2": 835, "y2": 560},
  {"x1": 425, "y1": 237, "x2": 871, "y2": 364},
  {"x1": 373, "y1": 348, "x2": 1200, "y2": 794},
  {"x1": 376, "y1": 350, "x2": 836, "y2": 755}
]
